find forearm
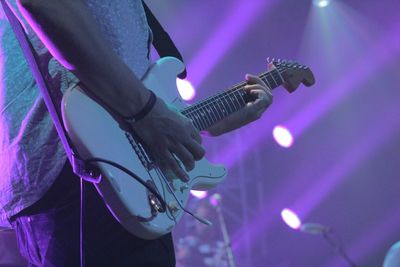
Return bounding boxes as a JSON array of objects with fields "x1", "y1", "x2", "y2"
[{"x1": 18, "y1": 0, "x2": 150, "y2": 117}]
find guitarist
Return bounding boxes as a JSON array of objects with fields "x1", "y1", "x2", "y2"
[{"x1": 0, "y1": 0, "x2": 274, "y2": 266}]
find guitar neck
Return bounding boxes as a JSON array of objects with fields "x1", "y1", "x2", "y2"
[{"x1": 180, "y1": 67, "x2": 285, "y2": 131}]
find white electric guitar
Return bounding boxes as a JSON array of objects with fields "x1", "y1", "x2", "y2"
[{"x1": 61, "y1": 57, "x2": 314, "y2": 240}]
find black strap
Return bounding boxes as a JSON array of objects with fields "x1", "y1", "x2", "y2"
[{"x1": 142, "y1": 1, "x2": 187, "y2": 79}]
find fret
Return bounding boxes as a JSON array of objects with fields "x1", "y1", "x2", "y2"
[
  {"x1": 229, "y1": 92, "x2": 241, "y2": 111},
  {"x1": 269, "y1": 72, "x2": 278, "y2": 88},
  {"x1": 268, "y1": 72, "x2": 278, "y2": 89},
  {"x1": 237, "y1": 89, "x2": 248, "y2": 105},
  {"x1": 199, "y1": 107, "x2": 212, "y2": 129},
  {"x1": 181, "y1": 66, "x2": 289, "y2": 131},
  {"x1": 276, "y1": 67, "x2": 285, "y2": 84},
  {"x1": 271, "y1": 69, "x2": 283, "y2": 85},
  {"x1": 216, "y1": 98, "x2": 228, "y2": 117},
  {"x1": 223, "y1": 94, "x2": 235, "y2": 113},
  {"x1": 202, "y1": 106, "x2": 215, "y2": 128},
  {"x1": 233, "y1": 90, "x2": 246, "y2": 107},
  {"x1": 262, "y1": 74, "x2": 275, "y2": 89},
  {"x1": 193, "y1": 101, "x2": 219, "y2": 129},
  {"x1": 193, "y1": 109, "x2": 207, "y2": 130},
  {"x1": 188, "y1": 110, "x2": 201, "y2": 130},
  {"x1": 197, "y1": 107, "x2": 209, "y2": 130},
  {"x1": 221, "y1": 94, "x2": 234, "y2": 114},
  {"x1": 186, "y1": 113, "x2": 201, "y2": 131},
  {"x1": 206, "y1": 103, "x2": 219, "y2": 123},
  {"x1": 213, "y1": 100, "x2": 225, "y2": 120}
]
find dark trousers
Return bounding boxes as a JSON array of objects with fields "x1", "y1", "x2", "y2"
[{"x1": 9, "y1": 162, "x2": 175, "y2": 267}]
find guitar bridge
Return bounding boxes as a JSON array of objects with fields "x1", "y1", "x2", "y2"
[{"x1": 125, "y1": 131, "x2": 154, "y2": 171}]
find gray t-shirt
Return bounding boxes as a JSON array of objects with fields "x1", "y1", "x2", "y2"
[{"x1": 0, "y1": 0, "x2": 152, "y2": 225}]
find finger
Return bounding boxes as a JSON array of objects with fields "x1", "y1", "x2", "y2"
[
  {"x1": 250, "y1": 90, "x2": 273, "y2": 108},
  {"x1": 190, "y1": 128, "x2": 203, "y2": 144},
  {"x1": 244, "y1": 84, "x2": 273, "y2": 101},
  {"x1": 267, "y1": 62, "x2": 275, "y2": 71},
  {"x1": 245, "y1": 74, "x2": 269, "y2": 89},
  {"x1": 182, "y1": 117, "x2": 202, "y2": 144},
  {"x1": 158, "y1": 150, "x2": 188, "y2": 182},
  {"x1": 170, "y1": 142, "x2": 195, "y2": 172},
  {"x1": 248, "y1": 89, "x2": 273, "y2": 103},
  {"x1": 183, "y1": 139, "x2": 206, "y2": 161},
  {"x1": 246, "y1": 90, "x2": 272, "y2": 119},
  {"x1": 245, "y1": 100, "x2": 267, "y2": 121},
  {"x1": 244, "y1": 84, "x2": 270, "y2": 93}
]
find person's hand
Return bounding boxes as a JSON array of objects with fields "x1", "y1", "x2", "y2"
[
  {"x1": 131, "y1": 97, "x2": 205, "y2": 181},
  {"x1": 206, "y1": 74, "x2": 273, "y2": 136},
  {"x1": 243, "y1": 73, "x2": 273, "y2": 121}
]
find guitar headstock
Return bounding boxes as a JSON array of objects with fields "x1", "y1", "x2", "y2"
[{"x1": 269, "y1": 58, "x2": 315, "y2": 93}]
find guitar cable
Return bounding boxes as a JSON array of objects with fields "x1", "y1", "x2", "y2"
[
  {"x1": 153, "y1": 167, "x2": 212, "y2": 226},
  {"x1": 82, "y1": 157, "x2": 212, "y2": 226},
  {"x1": 83, "y1": 157, "x2": 167, "y2": 211}
]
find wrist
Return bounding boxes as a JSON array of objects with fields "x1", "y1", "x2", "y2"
[{"x1": 123, "y1": 90, "x2": 157, "y2": 124}]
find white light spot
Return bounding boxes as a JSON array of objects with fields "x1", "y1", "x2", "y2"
[
  {"x1": 273, "y1": 125, "x2": 294, "y2": 148},
  {"x1": 281, "y1": 208, "x2": 302, "y2": 230},
  {"x1": 313, "y1": 0, "x2": 330, "y2": 8},
  {"x1": 190, "y1": 190, "x2": 208, "y2": 199},
  {"x1": 177, "y1": 78, "x2": 196, "y2": 101}
]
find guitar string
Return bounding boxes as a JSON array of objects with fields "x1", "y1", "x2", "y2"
[
  {"x1": 181, "y1": 65, "x2": 291, "y2": 129},
  {"x1": 182, "y1": 64, "x2": 290, "y2": 112},
  {"x1": 181, "y1": 66, "x2": 288, "y2": 129},
  {"x1": 181, "y1": 65, "x2": 285, "y2": 116},
  {"x1": 124, "y1": 64, "x2": 298, "y2": 225},
  {"x1": 182, "y1": 65, "x2": 290, "y2": 117}
]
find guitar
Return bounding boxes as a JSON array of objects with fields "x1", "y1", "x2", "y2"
[{"x1": 61, "y1": 57, "x2": 314, "y2": 239}]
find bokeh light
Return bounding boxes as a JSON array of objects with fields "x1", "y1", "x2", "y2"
[
  {"x1": 313, "y1": 0, "x2": 330, "y2": 8},
  {"x1": 281, "y1": 208, "x2": 302, "y2": 230},
  {"x1": 190, "y1": 190, "x2": 208, "y2": 199},
  {"x1": 273, "y1": 125, "x2": 294, "y2": 148},
  {"x1": 176, "y1": 78, "x2": 196, "y2": 101}
]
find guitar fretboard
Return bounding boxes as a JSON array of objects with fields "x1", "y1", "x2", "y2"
[{"x1": 181, "y1": 67, "x2": 285, "y2": 131}]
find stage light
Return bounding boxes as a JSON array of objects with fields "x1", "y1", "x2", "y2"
[
  {"x1": 176, "y1": 78, "x2": 196, "y2": 101},
  {"x1": 273, "y1": 125, "x2": 294, "y2": 148},
  {"x1": 209, "y1": 193, "x2": 222, "y2": 207},
  {"x1": 313, "y1": 0, "x2": 330, "y2": 8},
  {"x1": 281, "y1": 208, "x2": 302, "y2": 230},
  {"x1": 190, "y1": 190, "x2": 208, "y2": 199}
]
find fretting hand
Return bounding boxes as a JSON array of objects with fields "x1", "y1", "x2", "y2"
[{"x1": 206, "y1": 73, "x2": 273, "y2": 136}]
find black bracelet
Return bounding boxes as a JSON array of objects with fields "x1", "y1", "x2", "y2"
[{"x1": 124, "y1": 90, "x2": 157, "y2": 123}]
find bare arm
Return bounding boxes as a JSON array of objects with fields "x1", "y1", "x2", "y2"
[
  {"x1": 18, "y1": 0, "x2": 150, "y2": 116},
  {"x1": 18, "y1": 0, "x2": 205, "y2": 180}
]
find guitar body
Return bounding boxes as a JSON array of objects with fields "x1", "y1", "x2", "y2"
[{"x1": 61, "y1": 57, "x2": 227, "y2": 240}]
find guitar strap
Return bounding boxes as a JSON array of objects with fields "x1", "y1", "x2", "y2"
[
  {"x1": 142, "y1": 1, "x2": 187, "y2": 78},
  {"x1": 0, "y1": 0, "x2": 80, "y2": 170},
  {"x1": 1, "y1": 0, "x2": 186, "y2": 179}
]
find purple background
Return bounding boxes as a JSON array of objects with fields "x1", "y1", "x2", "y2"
[{"x1": 147, "y1": 0, "x2": 400, "y2": 266}]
